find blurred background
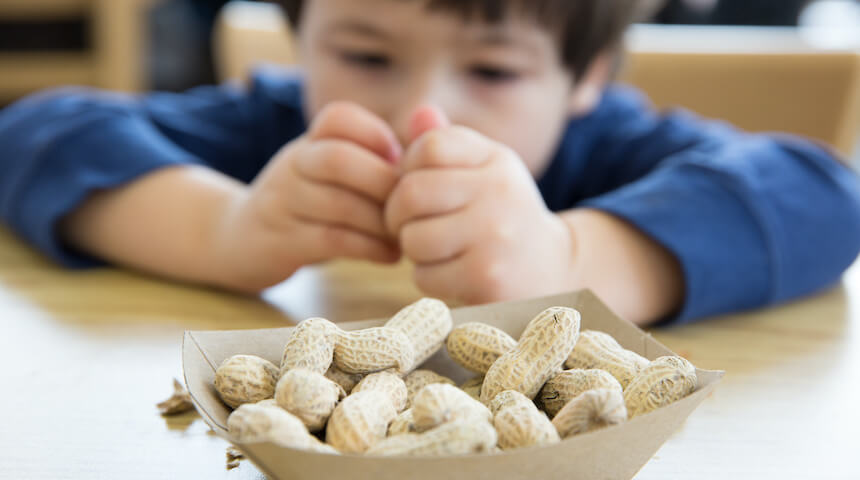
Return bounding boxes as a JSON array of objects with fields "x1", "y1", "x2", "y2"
[{"x1": 0, "y1": 0, "x2": 858, "y2": 161}]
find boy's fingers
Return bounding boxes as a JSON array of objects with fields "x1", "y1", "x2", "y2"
[
  {"x1": 295, "y1": 139, "x2": 400, "y2": 204},
  {"x1": 408, "y1": 105, "x2": 450, "y2": 144},
  {"x1": 384, "y1": 168, "x2": 479, "y2": 236},
  {"x1": 413, "y1": 250, "x2": 503, "y2": 305},
  {"x1": 412, "y1": 255, "x2": 470, "y2": 302},
  {"x1": 401, "y1": 126, "x2": 495, "y2": 173},
  {"x1": 399, "y1": 210, "x2": 473, "y2": 264},
  {"x1": 299, "y1": 220, "x2": 400, "y2": 265},
  {"x1": 288, "y1": 180, "x2": 390, "y2": 240},
  {"x1": 308, "y1": 101, "x2": 402, "y2": 164}
]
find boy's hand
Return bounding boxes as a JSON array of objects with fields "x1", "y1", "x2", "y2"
[
  {"x1": 385, "y1": 108, "x2": 574, "y2": 303},
  {"x1": 215, "y1": 102, "x2": 402, "y2": 291}
]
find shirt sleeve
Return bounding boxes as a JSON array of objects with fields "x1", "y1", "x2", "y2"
[
  {"x1": 538, "y1": 86, "x2": 860, "y2": 324},
  {"x1": 0, "y1": 68, "x2": 307, "y2": 267}
]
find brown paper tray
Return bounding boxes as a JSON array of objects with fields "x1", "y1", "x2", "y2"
[{"x1": 183, "y1": 290, "x2": 723, "y2": 480}]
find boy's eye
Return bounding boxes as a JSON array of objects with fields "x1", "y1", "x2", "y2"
[
  {"x1": 469, "y1": 65, "x2": 520, "y2": 84},
  {"x1": 339, "y1": 50, "x2": 391, "y2": 69}
]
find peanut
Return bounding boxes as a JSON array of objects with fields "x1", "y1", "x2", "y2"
[
  {"x1": 404, "y1": 369, "x2": 456, "y2": 409},
  {"x1": 491, "y1": 390, "x2": 559, "y2": 450},
  {"x1": 537, "y1": 369, "x2": 622, "y2": 417},
  {"x1": 480, "y1": 307, "x2": 581, "y2": 404},
  {"x1": 255, "y1": 398, "x2": 279, "y2": 408},
  {"x1": 324, "y1": 366, "x2": 364, "y2": 395},
  {"x1": 333, "y1": 327, "x2": 414, "y2": 375},
  {"x1": 226, "y1": 402, "x2": 338, "y2": 454},
  {"x1": 564, "y1": 330, "x2": 648, "y2": 389},
  {"x1": 388, "y1": 408, "x2": 415, "y2": 436},
  {"x1": 214, "y1": 355, "x2": 280, "y2": 409},
  {"x1": 459, "y1": 376, "x2": 484, "y2": 401},
  {"x1": 624, "y1": 355, "x2": 697, "y2": 418},
  {"x1": 367, "y1": 420, "x2": 497, "y2": 457},
  {"x1": 280, "y1": 317, "x2": 340, "y2": 376},
  {"x1": 487, "y1": 390, "x2": 529, "y2": 416},
  {"x1": 385, "y1": 298, "x2": 453, "y2": 371},
  {"x1": 326, "y1": 390, "x2": 398, "y2": 453},
  {"x1": 411, "y1": 383, "x2": 491, "y2": 433},
  {"x1": 275, "y1": 368, "x2": 344, "y2": 432},
  {"x1": 552, "y1": 388, "x2": 627, "y2": 438},
  {"x1": 352, "y1": 370, "x2": 408, "y2": 412},
  {"x1": 446, "y1": 322, "x2": 517, "y2": 374}
]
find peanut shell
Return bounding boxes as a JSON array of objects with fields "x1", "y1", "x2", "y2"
[
  {"x1": 624, "y1": 355, "x2": 697, "y2": 417},
  {"x1": 459, "y1": 376, "x2": 484, "y2": 401},
  {"x1": 367, "y1": 420, "x2": 497, "y2": 457},
  {"x1": 552, "y1": 388, "x2": 627, "y2": 438},
  {"x1": 333, "y1": 327, "x2": 415, "y2": 375},
  {"x1": 280, "y1": 317, "x2": 340, "y2": 376},
  {"x1": 492, "y1": 390, "x2": 560, "y2": 450},
  {"x1": 324, "y1": 366, "x2": 364, "y2": 395},
  {"x1": 446, "y1": 322, "x2": 517, "y2": 374},
  {"x1": 480, "y1": 307, "x2": 580, "y2": 403},
  {"x1": 387, "y1": 408, "x2": 415, "y2": 436},
  {"x1": 214, "y1": 355, "x2": 280, "y2": 409},
  {"x1": 404, "y1": 370, "x2": 456, "y2": 409},
  {"x1": 564, "y1": 330, "x2": 648, "y2": 389},
  {"x1": 385, "y1": 297, "x2": 453, "y2": 371},
  {"x1": 326, "y1": 390, "x2": 397, "y2": 453},
  {"x1": 352, "y1": 370, "x2": 409, "y2": 412},
  {"x1": 227, "y1": 402, "x2": 337, "y2": 454},
  {"x1": 537, "y1": 368, "x2": 622, "y2": 417},
  {"x1": 275, "y1": 368, "x2": 344, "y2": 432},
  {"x1": 412, "y1": 383, "x2": 491, "y2": 432}
]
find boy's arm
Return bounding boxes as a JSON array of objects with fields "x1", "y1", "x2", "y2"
[
  {"x1": 58, "y1": 165, "x2": 247, "y2": 288},
  {"x1": 556, "y1": 208, "x2": 684, "y2": 326},
  {"x1": 549, "y1": 86, "x2": 860, "y2": 324},
  {"x1": 0, "y1": 71, "x2": 303, "y2": 270},
  {"x1": 58, "y1": 101, "x2": 403, "y2": 292}
]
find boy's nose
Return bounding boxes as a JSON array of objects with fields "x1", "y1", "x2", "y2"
[{"x1": 390, "y1": 77, "x2": 458, "y2": 147}]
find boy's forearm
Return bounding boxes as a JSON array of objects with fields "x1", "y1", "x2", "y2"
[
  {"x1": 558, "y1": 208, "x2": 684, "y2": 326},
  {"x1": 59, "y1": 165, "x2": 246, "y2": 289}
]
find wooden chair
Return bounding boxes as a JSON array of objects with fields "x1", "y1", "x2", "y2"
[
  {"x1": 621, "y1": 25, "x2": 859, "y2": 158},
  {"x1": 213, "y1": 2, "x2": 860, "y2": 158},
  {"x1": 0, "y1": 0, "x2": 158, "y2": 101}
]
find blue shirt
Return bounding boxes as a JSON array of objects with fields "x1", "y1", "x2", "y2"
[{"x1": 1, "y1": 69, "x2": 859, "y2": 324}]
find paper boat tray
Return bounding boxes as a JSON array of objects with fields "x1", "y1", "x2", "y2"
[{"x1": 183, "y1": 290, "x2": 723, "y2": 480}]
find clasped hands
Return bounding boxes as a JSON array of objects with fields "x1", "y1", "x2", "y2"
[{"x1": 221, "y1": 102, "x2": 574, "y2": 303}]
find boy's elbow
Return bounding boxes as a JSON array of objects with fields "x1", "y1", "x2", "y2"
[
  {"x1": 835, "y1": 179, "x2": 860, "y2": 268},
  {"x1": 750, "y1": 137, "x2": 860, "y2": 304}
]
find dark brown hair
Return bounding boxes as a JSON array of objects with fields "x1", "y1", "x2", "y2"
[{"x1": 271, "y1": 0, "x2": 637, "y2": 80}]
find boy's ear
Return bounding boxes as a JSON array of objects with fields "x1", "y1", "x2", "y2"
[{"x1": 568, "y1": 52, "x2": 613, "y2": 117}]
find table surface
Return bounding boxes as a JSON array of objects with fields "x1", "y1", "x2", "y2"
[{"x1": 0, "y1": 226, "x2": 857, "y2": 479}]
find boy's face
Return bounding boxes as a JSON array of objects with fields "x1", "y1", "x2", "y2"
[{"x1": 297, "y1": 0, "x2": 590, "y2": 177}]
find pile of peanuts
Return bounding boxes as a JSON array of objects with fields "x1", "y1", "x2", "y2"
[{"x1": 214, "y1": 298, "x2": 698, "y2": 456}]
